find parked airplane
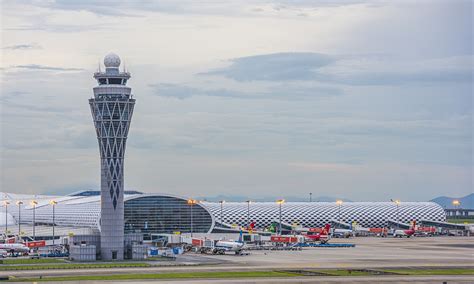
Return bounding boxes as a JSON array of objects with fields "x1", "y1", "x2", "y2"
[
  {"x1": 0, "y1": 243, "x2": 30, "y2": 253},
  {"x1": 303, "y1": 224, "x2": 331, "y2": 244},
  {"x1": 393, "y1": 221, "x2": 416, "y2": 238},
  {"x1": 214, "y1": 240, "x2": 245, "y2": 254},
  {"x1": 333, "y1": 228, "x2": 353, "y2": 238},
  {"x1": 212, "y1": 231, "x2": 245, "y2": 255}
]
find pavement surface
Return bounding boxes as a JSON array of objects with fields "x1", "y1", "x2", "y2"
[{"x1": 2, "y1": 236, "x2": 473, "y2": 283}]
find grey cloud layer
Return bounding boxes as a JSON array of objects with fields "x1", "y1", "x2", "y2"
[
  {"x1": 204, "y1": 52, "x2": 334, "y2": 81},
  {"x1": 2, "y1": 43, "x2": 42, "y2": 50},
  {"x1": 204, "y1": 52, "x2": 473, "y2": 85},
  {"x1": 150, "y1": 81, "x2": 342, "y2": 100},
  {"x1": 11, "y1": 64, "x2": 84, "y2": 71},
  {"x1": 10, "y1": 0, "x2": 373, "y2": 16}
]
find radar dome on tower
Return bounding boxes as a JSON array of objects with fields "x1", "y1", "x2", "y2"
[{"x1": 104, "y1": 53, "x2": 121, "y2": 68}]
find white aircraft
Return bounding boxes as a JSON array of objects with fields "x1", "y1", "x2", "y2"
[
  {"x1": 213, "y1": 240, "x2": 245, "y2": 254},
  {"x1": 0, "y1": 243, "x2": 30, "y2": 253},
  {"x1": 333, "y1": 228, "x2": 353, "y2": 238},
  {"x1": 211, "y1": 231, "x2": 245, "y2": 255},
  {"x1": 393, "y1": 221, "x2": 416, "y2": 238}
]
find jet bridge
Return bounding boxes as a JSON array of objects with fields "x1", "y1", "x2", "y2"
[
  {"x1": 387, "y1": 219, "x2": 411, "y2": 229},
  {"x1": 330, "y1": 220, "x2": 353, "y2": 230},
  {"x1": 419, "y1": 220, "x2": 467, "y2": 230}
]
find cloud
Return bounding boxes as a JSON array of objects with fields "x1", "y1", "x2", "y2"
[
  {"x1": 288, "y1": 162, "x2": 361, "y2": 172},
  {"x1": 5, "y1": 24, "x2": 111, "y2": 33},
  {"x1": 204, "y1": 52, "x2": 334, "y2": 81},
  {"x1": 11, "y1": 64, "x2": 84, "y2": 72},
  {"x1": 149, "y1": 82, "x2": 342, "y2": 100},
  {"x1": 204, "y1": 52, "x2": 473, "y2": 85},
  {"x1": 8, "y1": 0, "x2": 249, "y2": 17},
  {"x1": 10, "y1": 0, "x2": 374, "y2": 17},
  {"x1": 149, "y1": 83, "x2": 241, "y2": 100},
  {"x1": 314, "y1": 55, "x2": 473, "y2": 85},
  {"x1": 2, "y1": 43, "x2": 42, "y2": 50}
]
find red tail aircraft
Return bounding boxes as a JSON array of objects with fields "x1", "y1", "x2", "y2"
[
  {"x1": 303, "y1": 224, "x2": 331, "y2": 244},
  {"x1": 393, "y1": 220, "x2": 416, "y2": 238}
]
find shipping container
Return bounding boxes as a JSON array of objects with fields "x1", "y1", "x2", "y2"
[{"x1": 270, "y1": 235, "x2": 304, "y2": 243}]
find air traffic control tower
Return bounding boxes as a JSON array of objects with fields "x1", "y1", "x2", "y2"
[{"x1": 89, "y1": 53, "x2": 135, "y2": 260}]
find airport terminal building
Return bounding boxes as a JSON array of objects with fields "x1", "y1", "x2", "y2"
[{"x1": 0, "y1": 191, "x2": 446, "y2": 239}]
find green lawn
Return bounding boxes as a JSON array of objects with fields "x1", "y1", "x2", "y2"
[
  {"x1": 317, "y1": 270, "x2": 376, "y2": 276},
  {"x1": 447, "y1": 218, "x2": 474, "y2": 224},
  {"x1": 318, "y1": 268, "x2": 474, "y2": 276},
  {"x1": 6, "y1": 268, "x2": 474, "y2": 281},
  {"x1": 0, "y1": 259, "x2": 66, "y2": 265},
  {"x1": 11, "y1": 271, "x2": 299, "y2": 282},
  {"x1": 382, "y1": 269, "x2": 474, "y2": 275},
  {"x1": 0, "y1": 262, "x2": 150, "y2": 270}
]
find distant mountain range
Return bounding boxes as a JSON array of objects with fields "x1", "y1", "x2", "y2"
[{"x1": 430, "y1": 193, "x2": 473, "y2": 209}]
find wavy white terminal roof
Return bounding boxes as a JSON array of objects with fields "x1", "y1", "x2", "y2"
[{"x1": 0, "y1": 192, "x2": 446, "y2": 233}]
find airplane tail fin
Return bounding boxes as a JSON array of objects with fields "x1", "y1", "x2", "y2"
[
  {"x1": 411, "y1": 220, "x2": 416, "y2": 230},
  {"x1": 323, "y1": 224, "x2": 331, "y2": 234},
  {"x1": 238, "y1": 229, "x2": 243, "y2": 243}
]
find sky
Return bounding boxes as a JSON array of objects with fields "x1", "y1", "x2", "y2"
[{"x1": 0, "y1": 0, "x2": 472, "y2": 201}]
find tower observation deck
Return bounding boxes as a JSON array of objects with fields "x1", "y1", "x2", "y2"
[{"x1": 89, "y1": 53, "x2": 135, "y2": 260}]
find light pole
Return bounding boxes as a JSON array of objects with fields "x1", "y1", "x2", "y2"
[
  {"x1": 309, "y1": 193, "x2": 312, "y2": 202},
  {"x1": 452, "y1": 200, "x2": 460, "y2": 218},
  {"x1": 219, "y1": 200, "x2": 225, "y2": 225},
  {"x1": 187, "y1": 199, "x2": 198, "y2": 237},
  {"x1": 276, "y1": 199, "x2": 285, "y2": 235},
  {"x1": 50, "y1": 200, "x2": 57, "y2": 245},
  {"x1": 3, "y1": 201, "x2": 10, "y2": 236},
  {"x1": 31, "y1": 200, "x2": 38, "y2": 240},
  {"x1": 16, "y1": 201, "x2": 23, "y2": 238},
  {"x1": 245, "y1": 200, "x2": 251, "y2": 229},
  {"x1": 393, "y1": 199, "x2": 401, "y2": 227},
  {"x1": 336, "y1": 200, "x2": 343, "y2": 223}
]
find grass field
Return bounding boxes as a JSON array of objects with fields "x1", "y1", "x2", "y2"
[
  {"x1": 0, "y1": 259, "x2": 66, "y2": 265},
  {"x1": 11, "y1": 271, "x2": 299, "y2": 282},
  {"x1": 0, "y1": 262, "x2": 151, "y2": 270},
  {"x1": 316, "y1": 270, "x2": 378, "y2": 276},
  {"x1": 382, "y1": 269, "x2": 474, "y2": 275},
  {"x1": 447, "y1": 218, "x2": 474, "y2": 224},
  {"x1": 8, "y1": 268, "x2": 474, "y2": 282}
]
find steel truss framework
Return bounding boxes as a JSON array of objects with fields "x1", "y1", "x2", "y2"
[{"x1": 90, "y1": 98, "x2": 135, "y2": 210}]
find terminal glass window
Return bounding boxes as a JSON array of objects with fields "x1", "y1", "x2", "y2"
[{"x1": 124, "y1": 196, "x2": 213, "y2": 234}]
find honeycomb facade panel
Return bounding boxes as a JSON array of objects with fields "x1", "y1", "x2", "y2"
[{"x1": 201, "y1": 202, "x2": 446, "y2": 229}]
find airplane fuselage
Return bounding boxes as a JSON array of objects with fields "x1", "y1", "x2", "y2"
[
  {"x1": 0, "y1": 243, "x2": 30, "y2": 253},
  {"x1": 393, "y1": 229, "x2": 415, "y2": 238},
  {"x1": 215, "y1": 241, "x2": 244, "y2": 252}
]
